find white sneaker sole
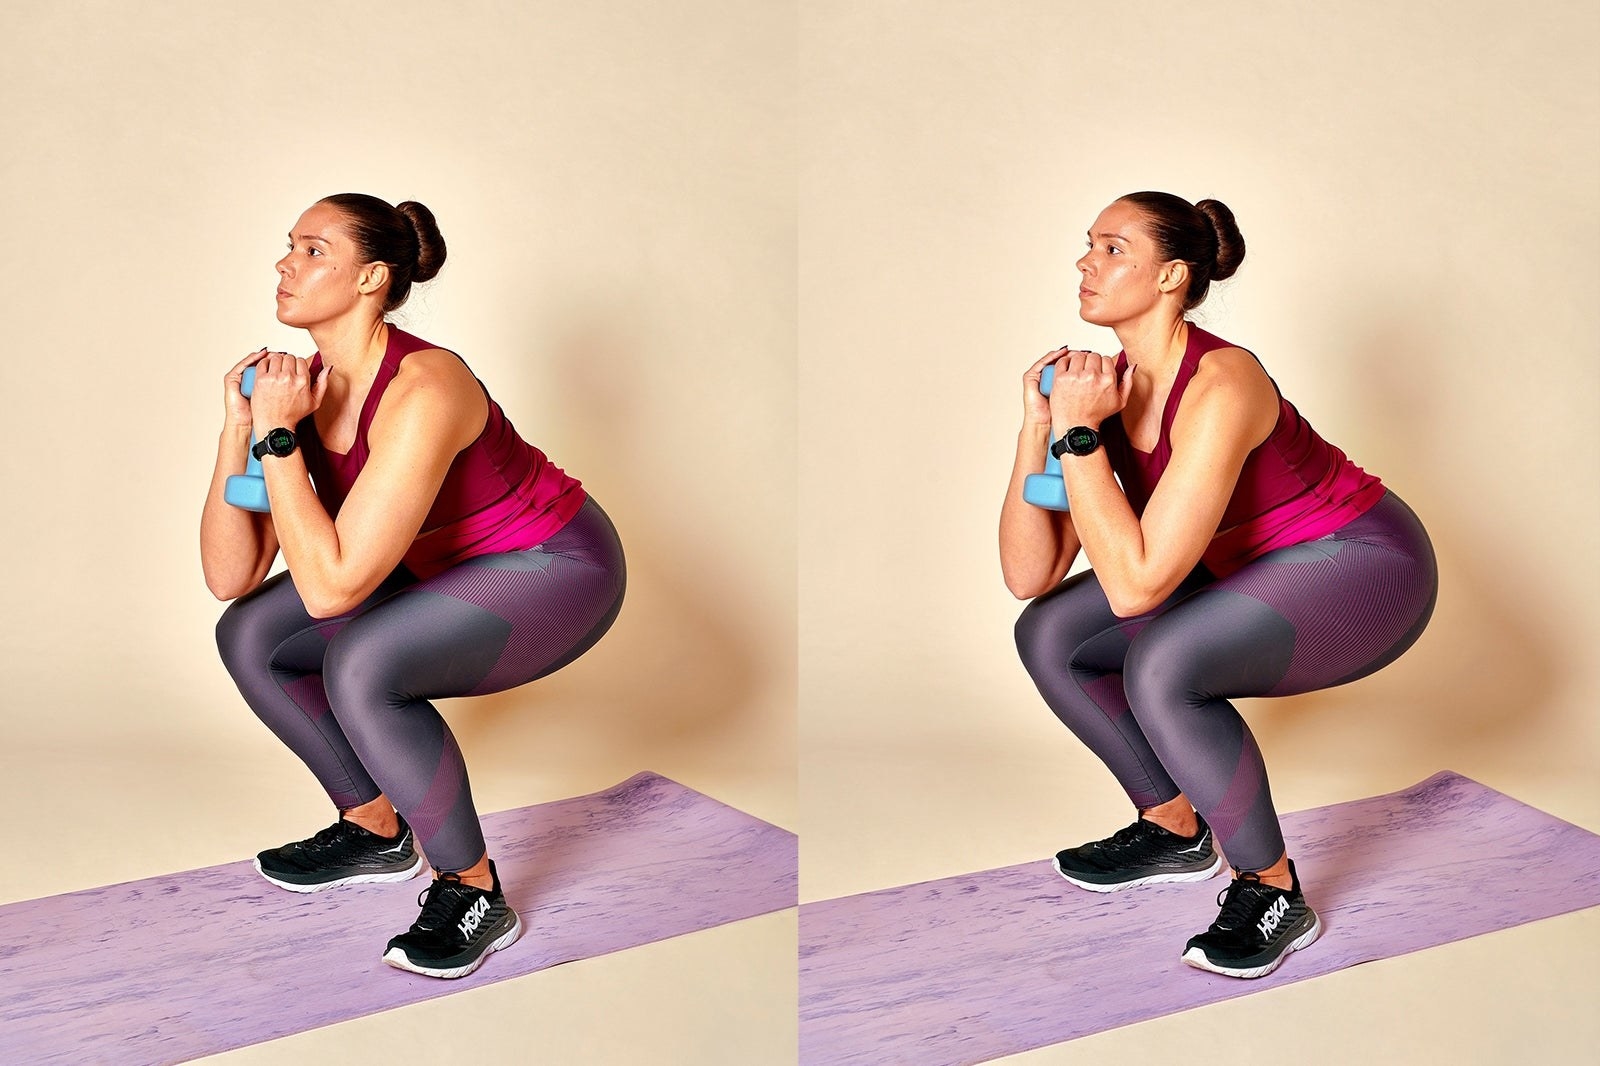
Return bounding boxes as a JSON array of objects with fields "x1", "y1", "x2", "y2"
[
  {"x1": 253, "y1": 853, "x2": 425, "y2": 893},
  {"x1": 1053, "y1": 850, "x2": 1224, "y2": 893},
  {"x1": 1181, "y1": 911, "x2": 1323, "y2": 979},
  {"x1": 382, "y1": 911, "x2": 523, "y2": 980}
]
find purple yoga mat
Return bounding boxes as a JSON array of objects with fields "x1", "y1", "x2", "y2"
[
  {"x1": 799, "y1": 771, "x2": 1600, "y2": 1066},
  {"x1": 0, "y1": 772, "x2": 796, "y2": 1066}
]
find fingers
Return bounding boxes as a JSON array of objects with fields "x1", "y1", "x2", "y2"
[
  {"x1": 254, "y1": 351, "x2": 309, "y2": 382},
  {"x1": 1053, "y1": 349, "x2": 1116, "y2": 379},
  {"x1": 227, "y1": 347, "x2": 270, "y2": 378}
]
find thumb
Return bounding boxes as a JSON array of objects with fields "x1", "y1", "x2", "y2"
[
  {"x1": 311, "y1": 367, "x2": 331, "y2": 407},
  {"x1": 1120, "y1": 363, "x2": 1136, "y2": 401}
]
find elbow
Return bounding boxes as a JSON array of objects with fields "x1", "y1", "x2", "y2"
[
  {"x1": 1104, "y1": 579, "x2": 1174, "y2": 619},
  {"x1": 299, "y1": 577, "x2": 370, "y2": 620},
  {"x1": 1106, "y1": 595, "x2": 1154, "y2": 619},
  {"x1": 1007, "y1": 576, "x2": 1052, "y2": 600},
  {"x1": 301, "y1": 593, "x2": 358, "y2": 620},
  {"x1": 205, "y1": 572, "x2": 251, "y2": 602}
]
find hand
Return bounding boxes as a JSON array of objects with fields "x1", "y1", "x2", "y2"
[
  {"x1": 1022, "y1": 345, "x2": 1070, "y2": 428},
  {"x1": 1049, "y1": 349, "x2": 1133, "y2": 432},
  {"x1": 223, "y1": 348, "x2": 268, "y2": 428},
  {"x1": 249, "y1": 351, "x2": 329, "y2": 432}
]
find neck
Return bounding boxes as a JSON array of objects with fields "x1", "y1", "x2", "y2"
[
  {"x1": 308, "y1": 315, "x2": 388, "y2": 377},
  {"x1": 1113, "y1": 313, "x2": 1189, "y2": 377}
]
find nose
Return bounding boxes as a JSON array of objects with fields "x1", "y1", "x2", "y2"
[
  {"x1": 276, "y1": 251, "x2": 292, "y2": 277},
  {"x1": 1075, "y1": 250, "x2": 1092, "y2": 275}
]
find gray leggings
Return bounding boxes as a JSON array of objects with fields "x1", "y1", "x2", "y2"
[
  {"x1": 216, "y1": 497, "x2": 625, "y2": 873},
  {"x1": 1015, "y1": 491, "x2": 1437, "y2": 872}
]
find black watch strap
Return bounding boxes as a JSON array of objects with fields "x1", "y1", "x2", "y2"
[{"x1": 252, "y1": 427, "x2": 298, "y2": 460}]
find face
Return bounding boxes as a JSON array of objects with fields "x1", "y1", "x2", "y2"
[
  {"x1": 274, "y1": 203, "x2": 377, "y2": 328},
  {"x1": 1074, "y1": 200, "x2": 1180, "y2": 327}
]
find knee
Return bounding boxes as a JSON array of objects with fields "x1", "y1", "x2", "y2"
[
  {"x1": 1122, "y1": 636, "x2": 1200, "y2": 726},
  {"x1": 1013, "y1": 598, "x2": 1056, "y2": 674},
  {"x1": 321, "y1": 632, "x2": 401, "y2": 731},
  {"x1": 215, "y1": 596, "x2": 270, "y2": 677}
]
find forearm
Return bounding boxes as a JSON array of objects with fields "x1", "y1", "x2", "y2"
[
  {"x1": 200, "y1": 426, "x2": 276, "y2": 599},
  {"x1": 999, "y1": 423, "x2": 1080, "y2": 598},
  {"x1": 1057, "y1": 448, "x2": 1163, "y2": 616},
  {"x1": 258, "y1": 456, "x2": 366, "y2": 618}
]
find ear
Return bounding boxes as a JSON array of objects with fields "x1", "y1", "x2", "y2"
[
  {"x1": 356, "y1": 261, "x2": 390, "y2": 298},
  {"x1": 1156, "y1": 260, "x2": 1189, "y2": 297}
]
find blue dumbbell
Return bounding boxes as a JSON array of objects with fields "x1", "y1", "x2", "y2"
[
  {"x1": 224, "y1": 367, "x2": 272, "y2": 512},
  {"x1": 1022, "y1": 365, "x2": 1071, "y2": 511}
]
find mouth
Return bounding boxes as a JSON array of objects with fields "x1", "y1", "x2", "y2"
[
  {"x1": 276, "y1": 289, "x2": 292, "y2": 300},
  {"x1": 1078, "y1": 288, "x2": 1096, "y2": 298}
]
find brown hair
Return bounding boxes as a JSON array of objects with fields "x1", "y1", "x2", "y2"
[
  {"x1": 317, "y1": 193, "x2": 446, "y2": 312},
  {"x1": 1117, "y1": 191, "x2": 1244, "y2": 310}
]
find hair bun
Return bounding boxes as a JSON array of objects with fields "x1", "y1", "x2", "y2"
[
  {"x1": 395, "y1": 201, "x2": 446, "y2": 284},
  {"x1": 1195, "y1": 199, "x2": 1245, "y2": 281}
]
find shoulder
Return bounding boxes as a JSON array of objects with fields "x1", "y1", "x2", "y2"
[
  {"x1": 1174, "y1": 346, "x2": 1278, "y2": 445},
  {"x1": 374, "y1": 348, "x2": 487, "y2": 449}
]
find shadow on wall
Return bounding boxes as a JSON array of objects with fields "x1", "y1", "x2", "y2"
[
  {"x1": 441, "y1": 304, "x2": 765, "y2": 771},
  {"x1": 1247, "y1": 294, "x2": 1561, "y2": 778}
]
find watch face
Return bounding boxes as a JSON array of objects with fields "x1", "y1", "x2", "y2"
[
  {"x1": 266, "y1": 427, "x2": 296, "y2": 456},
  {"x1": 1065, "y1": 426, "x2": 1099, "y2": 455}
]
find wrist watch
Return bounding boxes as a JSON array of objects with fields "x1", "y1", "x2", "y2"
[
  {"x1": 1051, "y1": 425, "x2": 1101, "y2": 458},
  {"x1": 252, "y1": 427, "x2": 298, "y2": 460}
]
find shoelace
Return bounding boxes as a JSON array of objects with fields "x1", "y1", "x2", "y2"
[
  {"x1": 1095, "y1": 819, "x2": 1164, "y2": 856},
  {"x1": 300, "y1": 820, "x2": 357, "y2": 852},
  {"x1": 1209, "y1": 872, "x2": 1277, "y2": 931},
  {"x1": 410, "y1": 874, "x2": 478, "y2": 934}
]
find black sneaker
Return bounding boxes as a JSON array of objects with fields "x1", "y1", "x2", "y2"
[
  {"x1": 382, "y1": 860, "x2": 522, "y2": 979},
  {"x1": 1053, "y1": 814, "x2": 1223, "y2": 892},
  {"x1": 254, "y1": 815, "x2": 423, "y2": 893},
  {"x1": 1181, "y1": 858, "x2": 1321, "y2": 978}
]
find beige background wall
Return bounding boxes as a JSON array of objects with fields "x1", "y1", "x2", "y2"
[
  {"x1": 0, "y1": 2, "x2": 795, "y2": 1061},
  {"x1": 2, "y1": 0, "x2": 1597, "y2": 1062},
  {"x1": 799, "y1": 0, "x2": 1599, "y2": 1061}
]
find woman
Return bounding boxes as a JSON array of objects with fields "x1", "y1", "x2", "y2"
[
  {"x1": 201, "y1": 193, "x2": 626, "y2": 979},
  {"x1": 1002, "y1": 192, "x2": 1436, "y2": 979}
]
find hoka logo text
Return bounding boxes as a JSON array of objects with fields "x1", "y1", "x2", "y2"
[
  {"x1": 1256, "y1": 896, "x2": 1289, "y2": 940},
  {"x1": 458, "y1": 896, "x2": 490, "y2": 939}
]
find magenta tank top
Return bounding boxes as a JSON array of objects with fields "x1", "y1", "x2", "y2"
[
  {"x1": 301, "y1": 326, "x2": 586, "y2": 580},
  {"x1": 1103, "y1": 324, "x2": 1385, "y2": 577}
]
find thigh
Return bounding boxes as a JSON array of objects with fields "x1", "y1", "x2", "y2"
[
  {"x1": 216, "y1": 567, "x2": 415, "y2": 675},
  {"x1": 332, "y1": 512, "x2": 626, "y2": 700},
  {"x1": 1135, "y1": 493, "x2": 1438, "y2": 699},
  {"x1": 1017, "y1": 564, "x2": 1210, "y2": 674}
]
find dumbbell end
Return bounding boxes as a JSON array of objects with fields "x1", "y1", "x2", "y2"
[
  {"x1": 1023, "y1": 473, "x2": 1071, "y2": 511},
  {"x1": 224, "y1": 475, "x2": 272, "y2": 513}
]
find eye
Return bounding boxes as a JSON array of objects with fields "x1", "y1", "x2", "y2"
[{"x1": 1107, "y1": 245, "x2": 1122, "y2": 255}]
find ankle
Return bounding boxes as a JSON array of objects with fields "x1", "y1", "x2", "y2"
[
  {"x1": 341, "y1": 805, "x2": 400, "y2": 839},
  {"x1": 1238, "y1": 854, "x2": 1295, "y2": 892},
  {"x1": 1140, "y1": 807, "x2": 1199, "y2": 838}
]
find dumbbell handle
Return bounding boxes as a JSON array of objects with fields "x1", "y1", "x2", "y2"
[
  {"x1": 224, "y1": 366, "x2": 271, "y2": 512},
  {"x1": 1022, "y1": 364, "x2": 1069, "y2": 510}
]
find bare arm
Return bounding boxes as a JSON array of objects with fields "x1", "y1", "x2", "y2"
[
  {"x1": 999, "y1": 348, "x2": 1083, "y2": 598},
  {"x1": 252, "y1": 349, "x2": 488, "y2": 617},
  {"x1": 200, "y1": 349, "x2": 280, "y2": 599},
  {"x1": 1054, "y1": 347, "x2": 1278, "y2": 616}
]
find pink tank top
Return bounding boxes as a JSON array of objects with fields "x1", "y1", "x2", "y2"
[
  {"x1": 1104, "y1": 324, "x2": 1384, "y2": 577},
  {"x1": 301, "y1": 326, "x2": 586, "y2": 580}
]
